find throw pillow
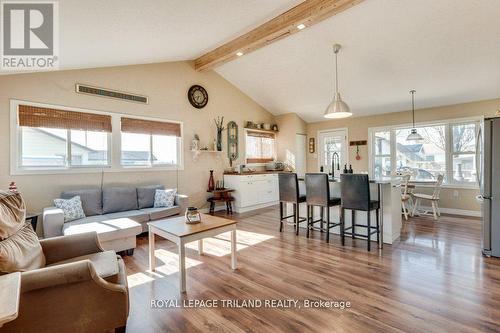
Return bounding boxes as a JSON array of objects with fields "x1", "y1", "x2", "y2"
[
  {"x1": 154, "y1": 189, "x2": 177, "y2": 208},
  {"x1": 0, "y1": 223, "x2": 46, "y2": 274},
  {"x1": 0, "y1": 190, "x2": 45, "y2": 273},
  {"x1": 54, "y1": 196, "x2": 86, "y2": 222}
]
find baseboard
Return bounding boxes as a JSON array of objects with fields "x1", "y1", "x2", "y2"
[{"x1": 420, "y1": 205, "x2": 481, "y2": 217}]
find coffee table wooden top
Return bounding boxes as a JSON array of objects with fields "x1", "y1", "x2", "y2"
[{"x1": 148, "y1": 214, "x2": 236, "y2": 238}]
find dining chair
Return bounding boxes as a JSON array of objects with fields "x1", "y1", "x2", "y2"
[
  {"x1": 401, "y1": 174, "x2": 413, "y2": 220},
  {"x1": 411, "y1": 174, "x2": 444, "y2": 220}
]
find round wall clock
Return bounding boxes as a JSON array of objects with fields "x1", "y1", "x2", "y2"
[{"x1": 188, "y1": 85, "x2": 208, "y2": 109}]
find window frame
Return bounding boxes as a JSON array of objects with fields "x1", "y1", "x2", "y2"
[
  {"x1": 10, "y1": 99, "x2": 183, "y2": 175},
  {"x1": 368, "y1": 116, "x2": 482, "y2": 189},
  {"x1": 244, "y1": 129, "x2": 276, "y2": 165}
]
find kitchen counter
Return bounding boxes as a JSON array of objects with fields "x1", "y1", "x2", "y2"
[
  {"x1": 223, "y1": 171, "x2": 287, "y2": 175},
  {"x1": 288, "y1": 178, "x2": 402, "y2": 246}
]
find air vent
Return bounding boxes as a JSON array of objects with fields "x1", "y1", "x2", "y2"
[{"x1": 76, "y1": 84, "x2": 148, "y2": 104}]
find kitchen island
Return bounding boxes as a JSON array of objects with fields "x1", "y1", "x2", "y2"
[{"x1": 286, "y1": 177, "x2": 402, "y2": 246}]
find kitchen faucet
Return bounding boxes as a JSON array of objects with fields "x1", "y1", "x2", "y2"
[{"x1": 331, "y1": 152, "x2": 340, "y2": 178}]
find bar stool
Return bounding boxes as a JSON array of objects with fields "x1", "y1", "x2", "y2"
[
  {"x1": 278, "y1": 173, "x2": 307, "y2": 235},
  {"x1": 305, "y1": 173, "x2": 341, "y2": 243},
  {"x1": 340, "y1": 174, "x2": 380, "y2": 251}
]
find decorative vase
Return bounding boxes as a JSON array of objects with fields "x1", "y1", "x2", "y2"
[
  {"x1": 216, "y1": 130, "x2": 223, "y2": 151},
  {"x1": 208, "y1": 170, "x2": 215, "y2": 191},
  {"x1": 191, "y1": 139, "x2": 199, "y2": 151}
]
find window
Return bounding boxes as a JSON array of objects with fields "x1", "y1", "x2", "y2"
[
  {"x1": 71, "y1": 129, "x2": 109, "y2": 166},
  {"x1": 12, "y1": 101, "x2": 183, "y2": 174},
  {"x1": 373, "y1": 131, "x2": 391, "y2": 179},
  {"x1": 451, "y1": 123, "x2": 478, "y2": 183},
  {"x1": 395, "y1": 125, "x2": 446, "y2": 181},
  {"x1": 17, "y1": 104, "x2": 111, "y2": 168},
  {"x1": 369, "y1": 118, "x2": 479, "y2": 186},
  {"x1": 120, "y1": 117, "x2": 181, "y2": 167},
  {"x1": 245, "y1": 130, "x2": 276, "y2": 164}
]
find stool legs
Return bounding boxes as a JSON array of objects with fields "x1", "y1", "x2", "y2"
[
  {"x1": 279, "y1": 202, "x2": 284, "y2": 232},
  {"x1": 341, "y1": 207, "x2": 345, "y2": 246},
  {"x1": 326, "y1": 208, "x2": 330, "y2": 243},
  {"x1": 376, "y1": 208, "x2": 380, "y2": 247},
  {"x1": 352, "y1": 210, "x2": 356, "y2": 239},
  {"x1": 320, "y1": 207, "x2": 324, "y2": 233},
  {"x1": 295, "y1": 204, "x2": 300, "y2": 236},
  {"x1": 367, "y1": 210, "x2": 371, "y2": 252},
  {"x1": 306, "y1": 205, "x2": 310, "y2": 238}
]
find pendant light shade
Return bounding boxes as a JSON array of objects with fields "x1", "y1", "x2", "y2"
[
  {"x1": 324, "y1": 93, "x2": 351, "y2": 119},
  {"x1": 324, "y1": 44, "x2": 352, "y2": 119},
  {"x1": 406, "y1": 89, "x2": 423, "y2": 141}
]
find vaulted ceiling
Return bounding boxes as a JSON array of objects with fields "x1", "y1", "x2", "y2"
[
  {"x1": 11, "y1": 0, "x2": 500, "y2": 122},
  {"x1": 215, "y1": 0, "x2": 500, "y2": 121}
]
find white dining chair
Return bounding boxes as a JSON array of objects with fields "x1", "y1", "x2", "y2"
[
  {"x1": 411, "y1": 174, "x2": 444, "y2": 220},
  {"x1": 401, "y1": 174, "x2": 413, "y2": 220}
]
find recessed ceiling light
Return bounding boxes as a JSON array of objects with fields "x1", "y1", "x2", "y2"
[
  {"x1": 297, "y1": 23, "x2": 306, "y2": 30},
  {"x1": 236, "y1": 52, "x2": 243, "y2": 57}
]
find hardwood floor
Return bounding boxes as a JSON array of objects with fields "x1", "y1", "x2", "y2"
[{"x1": 123, "y1": 207, "x2": 500, "y2": 333}]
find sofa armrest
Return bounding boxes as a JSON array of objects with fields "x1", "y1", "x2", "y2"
[
  {"x1": 175, "y1": 194, "x2": 188, "y2": 215},
  {"x1": 42, "y1": 207, "x2": 64, "y2": 238},
  {"x1": 9, "y1": 259, "x2": 128, "y2": 333},
  {"x1": 21, "y1": 259, "x2": 127, "y2": 293},
  {"x1": 40, "y1": 232, "x2": 103, "y2": 265}
]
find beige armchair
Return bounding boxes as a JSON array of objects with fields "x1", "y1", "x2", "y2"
[{"x1": 1, "y1": 232, "x2": 129, "y2": 333}]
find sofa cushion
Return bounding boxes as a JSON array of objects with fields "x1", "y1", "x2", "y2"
[
  {"x1": 104, "y1": 210, "x2": 150, "y2": 223},
  {"x1": 54, "y1": 196, "x2": 86, "y2": 222},
  {"x1": 48, "y1": 250, "x2": 119, "y2": 278},
  {"x1": 0, "y1": 191, "x2": 26, "y2": 240},
  {"x1": 140, "y1": 206, "x2": 180, "y2": 221},
  {"x1": 103, "y1": 187, "x2": 138, "y2": 214},
  {"x1": 61, "y1": 189, "x2": 102, "y2": 216},
  {"x1": 63, "y1": 217, "x2": 142, "y2": 243},
  {"x1": 0, "y1": 224, "x2": 46, "y2": 274},
  {"x1": 137, "y1": 185, "x2": 164, "y2": 209}
]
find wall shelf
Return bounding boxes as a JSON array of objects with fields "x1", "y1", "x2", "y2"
[
  {"x1": 190, "y1": 149, "x2": 224, "y2": 161},
  {"x1": 244, "y1": 127, "x2": 279, "y2": 134}
]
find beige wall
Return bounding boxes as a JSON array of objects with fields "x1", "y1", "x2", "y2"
[
  {"x1": 0, "y1": 61, "x2": 273, "y2": 225},
  {"x1": 275, "y1": 113, "x2": 307, "y2": 169},
  {"x1": 306, "y1": 98, "x2": 500, "y2": 212}
]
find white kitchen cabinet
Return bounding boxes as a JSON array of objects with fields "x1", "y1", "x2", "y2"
[{"x1": 224, "y1": 173, "x2": 279, "y2": 213}]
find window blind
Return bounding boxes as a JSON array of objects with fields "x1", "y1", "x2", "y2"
[
  {"x1": 121, "y1": 117, "x2": 181, "y2": 137},
  {"x1": 18, "y1": 105, "x2": 112, "y2": 132}
]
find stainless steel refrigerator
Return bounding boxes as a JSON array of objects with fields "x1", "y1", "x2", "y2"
[{"x1": 478, "y1": 117, "x2": 500, "y2": 257}]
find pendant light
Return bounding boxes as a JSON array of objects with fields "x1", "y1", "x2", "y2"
[
  {"x1": 406, "y1": 89, "x2": 423, "y2": 141},
  {"x1": 324, "y1": 44, "x2": 352, "y2": 119}
]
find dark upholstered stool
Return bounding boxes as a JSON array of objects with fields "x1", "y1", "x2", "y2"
[
  {"x1": 340, "y1": 174, "x2": 380, "y2": 251},
  {"x1": 305, "y1": 173, "x2": 341, "y2": 243},
  {"x1": 278, "y1": 173, "x2": 307, "y2": 235}
]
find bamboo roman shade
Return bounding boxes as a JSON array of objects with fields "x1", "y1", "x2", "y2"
[
  {"x1": 18, "y1": 105, "x2": 112, "y2": 132},
  {"x1": 121, "y1": 117, "x2": 181, "y2": 137},
  {"x1": 246, "y1": 130, "x2": 275, "y2": 139}
]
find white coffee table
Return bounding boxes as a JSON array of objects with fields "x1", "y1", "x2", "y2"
[{"x1": 148, "y1": 214, "x2": 237, "y2": 293}]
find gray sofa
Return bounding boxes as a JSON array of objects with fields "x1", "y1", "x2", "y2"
[{"x1": 43, "y1": 185, "x2": 188, "y2": 254}]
